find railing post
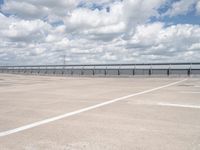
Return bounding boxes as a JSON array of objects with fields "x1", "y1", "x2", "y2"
[
  {"x1": 149, "y1": 64, "x2": 152, "y2": 76},
  {"x1": 105, "y1": 66, "x2": 107, "y2": 76},
  {"x1": 118, "y1": 65, "x2": 120, "y2": 76},
  {"x1": 71, "y1": 66, "x2": 73, "y2": 76},
  {"x1": 93, "y1": 66, "x2": 95, "y2": 76},
  {"x1": 81, "y1": 66, "x2": 84, "y2": 76},
  {"x1": 45, "y1": 66, "x2": 47, "y2": 74},
  {"x1": 62, "y1": 65, "x2": 65, "y2": 75},
  {"x1": 133, "y1": 64, "x2": 135, "y2": 76},
  {"x1": 167, "y1": 64, "x2": 171, "y2": 76},
  {"x1": 188, "y1": 63, "x2": 192, "y2": 77},
  {"x1": 38, "y1": 66, "x2": 40, "y2": 74}
]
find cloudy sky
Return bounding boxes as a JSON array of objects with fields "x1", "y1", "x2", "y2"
[{"x1": 0, "y1": 0, "x2": 200, "y2": 65}]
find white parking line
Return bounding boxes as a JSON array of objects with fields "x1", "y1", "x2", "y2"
[
  {"x1": 180, "y1": 91, "x2": 200, "y2": 94},
  {"x1": 0, "y1": 79, "x2": 187, "y2": 137},
  {"x1": 158, "y1": 103, "x2": 200, "y2": 109}
]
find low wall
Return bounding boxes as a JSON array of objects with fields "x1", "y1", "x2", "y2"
[
  {"x1": 1, "y1": 63, "x2": 200, "y2": 77},
  {"x1": 0, "y1": 68, "x2": 200, "y2": 77}
]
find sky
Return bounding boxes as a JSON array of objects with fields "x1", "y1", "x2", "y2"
[{"x1": 0, "y1": 0, "x2": 200, "y2": 65}]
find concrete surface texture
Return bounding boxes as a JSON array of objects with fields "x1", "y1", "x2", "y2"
[{"x1": 0, "y1": 74, "x2": 200, "y2": 150}]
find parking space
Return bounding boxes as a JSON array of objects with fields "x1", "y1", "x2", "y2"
[{"x1": 0, "y1": 74, "x2": 200, "y2": 150}]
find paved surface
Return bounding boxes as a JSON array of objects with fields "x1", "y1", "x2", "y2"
[{"x1": 0, "y1": 74, "x2": 200, "y2": 150}]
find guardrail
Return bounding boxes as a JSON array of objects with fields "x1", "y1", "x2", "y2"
[{"x1": 0, "y1": 63, "x2": 200, "y2": 77}]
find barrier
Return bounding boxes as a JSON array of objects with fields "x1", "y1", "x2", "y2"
[{"x1": 0, "y1": 63, "x2": 200, "y2": 77}]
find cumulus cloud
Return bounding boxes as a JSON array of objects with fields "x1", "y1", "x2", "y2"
[
  {"x1": 1, "y1": 0, "x2": 78, "y2": 21},
  {"x1": 64, "y1": 0, "x2": 165, "y2": 40},
  {"x1": 0, "y1": 0, "x2": 200, "y2": 65},
  {"x1": 164, "y1": 0, "x2": 199, "y2": 17},
  {"x1": 127, "y1": 23, "x2": 200, "y2": 62},
  {"x1": 1, "y1": 20, "x2": 51, "y2": 43},
  {"x1": 196, "y1": 1, "x2": 200, "y2": 14}
]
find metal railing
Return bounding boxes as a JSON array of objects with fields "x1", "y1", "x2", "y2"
[{"x1": 0, "y1": 62, "x2": 200, "y2": 77}]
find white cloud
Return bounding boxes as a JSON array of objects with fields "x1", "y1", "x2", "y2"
[
  {"x1": 122, "y1": 0, "x2": 164, "y2": 36},
  {"x1": 196, "y1": 1, "x2": 200, "y2": 14},
  {"x1": 164, "y1": 0, "x2": 199, "y2": 17},
  {"x1": 127, "y1": 23, "x2": 200, "y2": 62},
  {"x1": 2, "y1": 1, "x2": 46, "y2": 19},
  {"x1": 64, "y1": 0, "x2": 165, "y2": 40},
  {"x1": 1, "y1": 19, "x2": 51, "y2": 43},
  {"x1": 2, "y1": 0, "x2": 78, "y2": 21},
  {"x1": 0, "y1": 0, "x2": 200, "y2": 65},
  {"x1": 130, "y1": 22, "x2": 164, "y2": 46},
  {"x1": 65, "y1": 2, "x2": 123, "y2": 31},
  {"x1": 189, "y1": 43, "x2": 200, "y2": 51}
]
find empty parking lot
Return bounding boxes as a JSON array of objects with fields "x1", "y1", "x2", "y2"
[{"x1": 0, "y1": 74, "x2": 200, "y2": 150}]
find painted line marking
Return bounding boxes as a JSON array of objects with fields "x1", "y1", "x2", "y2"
[
  {"x1": 180, "y1": 91, "x2": 200, "y2": 94},
  {"x1": 158, "y1": 103, "x2": 200, "y2": 109},
  {"x1": 0, "y1": 79, "x2": 187, "y2": 137}
]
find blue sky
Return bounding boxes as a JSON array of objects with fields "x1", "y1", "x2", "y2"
[
  {"x1": 157, "y1": 1, "x2": 200, "y2": 25},
  {"x1": 0, "y1": 0, "x2": 199, "y2": 26},
  {"x1": 1, "y1": 0, "x2": 199, "y2": 26},
  {"x1": 149, "y1": 11, "x2": 200, "y2": 25},
  {"x1": 0, "y1": 0, "x2": 200, "y2": 65}
]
